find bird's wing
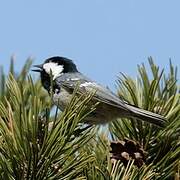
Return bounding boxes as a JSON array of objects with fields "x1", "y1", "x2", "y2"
[{"x1": 56, "y1": 73, "x2": 130, "y2": 111}]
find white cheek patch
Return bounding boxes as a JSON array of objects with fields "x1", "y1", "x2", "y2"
[{"x1": 43, "y1": 62, "x2": 64, "y2": 80}]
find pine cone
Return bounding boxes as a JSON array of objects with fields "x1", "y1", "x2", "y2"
[{"x1": 110, "y1": 138, "x2": 147, "y2": 168}]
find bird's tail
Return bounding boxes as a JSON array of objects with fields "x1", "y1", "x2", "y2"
[{"x1": 126, "y1": 104, "x2": 166, "y2": 127}]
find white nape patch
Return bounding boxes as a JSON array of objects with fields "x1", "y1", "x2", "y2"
[
  {"x1": 43, "y1": 62, "x2": 64, "y2": 80},
  {"x1": 80, "y1": 82, "x2": 97, "y2": 87}
]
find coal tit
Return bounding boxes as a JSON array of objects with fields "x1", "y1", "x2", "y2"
[{"x1": 33, "y1": 56, "x2": 165, "y2": 127}]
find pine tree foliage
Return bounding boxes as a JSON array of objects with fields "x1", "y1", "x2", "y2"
[
  {"x1": 0, "y1": 57, "x2": 179, "y2": 179},
  {"x1": 109, "y1": 57, "x2": 180, "y2": 179},
  {"x1": 0, "y1": 59, "x2": 96, "y2": 179}
]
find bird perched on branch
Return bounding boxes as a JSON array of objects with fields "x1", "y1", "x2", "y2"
[{"x1": 32, "y1": 56, "x2": 165, "y2": 127}]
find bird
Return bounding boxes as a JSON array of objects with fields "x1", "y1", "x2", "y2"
[{"x1": 32, "y1": 56, "x2": 165, "y2": 127}]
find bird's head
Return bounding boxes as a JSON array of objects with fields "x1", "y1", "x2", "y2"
[{"x1": 32, "y1": 56, "x2": 78, "y2": 90}]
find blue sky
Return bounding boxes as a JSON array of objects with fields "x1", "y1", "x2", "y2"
[{"x1": 0, "y1": 1, "x2": 179, "y2": 89}]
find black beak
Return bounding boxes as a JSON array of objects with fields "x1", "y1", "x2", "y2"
[{"x1": 31, "y1": 64, "x2": 43, "y2": 72}]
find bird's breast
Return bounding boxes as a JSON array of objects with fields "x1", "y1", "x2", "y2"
[{"x1": 53, "y1": 87, "x2": 73, "y2": 111}]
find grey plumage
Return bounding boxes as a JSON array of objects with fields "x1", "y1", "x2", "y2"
[
  {"x1": 55, "y1": 72, "x2": 165, "y2": 127},
  {"x1": 33, "y1": 56, "x2": 166, "y2": 127}
]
